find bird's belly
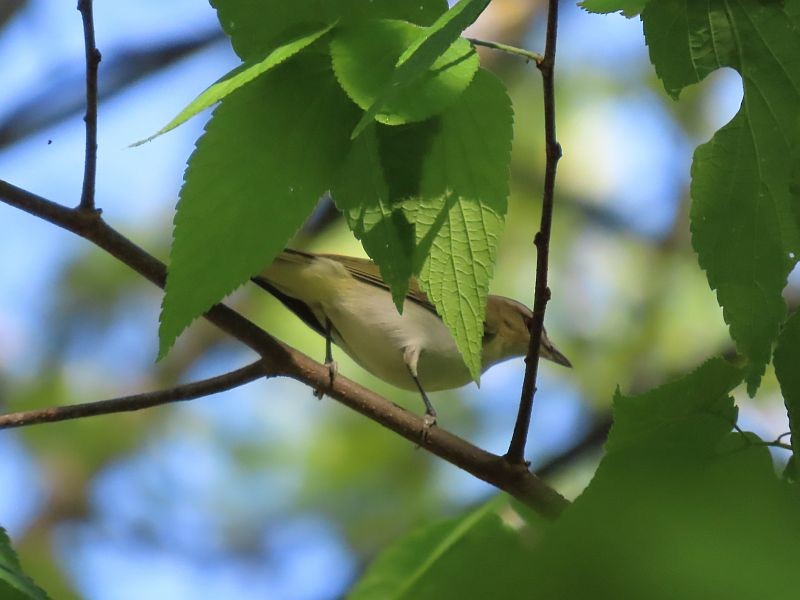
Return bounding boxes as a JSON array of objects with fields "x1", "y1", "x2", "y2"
[{"x1": 325, "y1": 290, "x2": 473, "y2": 392}]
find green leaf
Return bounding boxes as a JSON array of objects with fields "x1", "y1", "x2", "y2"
[
  {"x1": 643, "y1": 0, "x2": 800, "y2": 394},
  {"x1": 407, "y1": 69, "x2": 512, "y2": 381},
  {"x1": 349, "y1": 498, "x2": 542, "y2": 600},
  {"x1": 211, "y1": 0, "x2": 447, "y2": 61},
  {"x1": 578, "y1": 0, "x2": 648, "y2": 17},
  {"x1": 522, "y1": 364, "x2": 800, "y2": 599},
  {"x1": 331, "y1": 19, "x2": 479, "y2": 126},
  {"x1": 331, "y1": 125, "x2": 415, "y2": 310},
  {"x1": 607, "y1": 358, "x2": 743, "y2": 455},
  {"x1": 134, "y1": 23, "x2": 335, "y2": 145},
  {"x1": 775, "y1": 310, "x2": 800, "y2": 460},
  {"x1": 352, "y1": 0, "x2": 490, "y2": 138},
  {"x1": 159, "y1": 56, "x2": 359, "y2": 357},
  {"x1": 0, "y1": 528, "x2": 50, "y2": 600}
]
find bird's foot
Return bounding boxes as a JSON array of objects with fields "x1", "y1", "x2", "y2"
[
  {"x1": 419, "y1": 411, "x2": 437, "y2": 444},
  {"x1": 313, "y1": 360, "x2": 337, "y2": 399}
]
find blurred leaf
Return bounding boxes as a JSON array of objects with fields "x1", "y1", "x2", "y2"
[
  {"x1": 579, "y1": 0, "x2": 647, "y2": 17},
  {"x1": 0, "y1": 528, "x2": 50, "y2": 600},
  {"x1": 775, "y1": 310, "x2": 800, "y2": 459},
  {"x1": 643, "y1": 0, "x2": 800, "y2": 394},
  {"x1": 211, "y1": 0, "x2": 447, "y2": 61},
  {"x1": 136, "y1": 23, "x2": 336, "y2": 144},
  {"x1": 607, "y1": 357, "x2": 742, "y2": 454},
  {"x1": 331, "y1": 19, "x2": 478, "y2": 126},
  {"x1": 352, "y1": 0, "x2": 490, "y2": 138},
  {"x1": 349, "y1": 497, "x2": 543, "y2": 600},
  {"x1": 159, "y1": 55, "x2": 359, "y2": 357},
  {"x1": 523, "y1": 360, "x2": 799, "y2": 598}
]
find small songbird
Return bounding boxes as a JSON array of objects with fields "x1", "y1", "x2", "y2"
[{"x1": 254, "y1": 249, "x2": 571, "y2": 426}]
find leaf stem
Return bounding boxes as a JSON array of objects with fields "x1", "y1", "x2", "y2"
[
  {"x1": 466, "y1": 37, "x2": 543, "y2": 63},
  {"x1": 506, "y1": 0, "x2": 562, "y2": 465}
]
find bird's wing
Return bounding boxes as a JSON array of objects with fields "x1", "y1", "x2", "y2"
[{"x1": 318, "y1": 253, "x2": 438, "y2": 315}]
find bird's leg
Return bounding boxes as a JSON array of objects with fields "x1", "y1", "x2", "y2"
[
  {"x1": 403, "y1": 346, "x2": 436, "y2": 439},
  {"x1": 314, "y1": 318, "x2": 337, "y2": 399}
]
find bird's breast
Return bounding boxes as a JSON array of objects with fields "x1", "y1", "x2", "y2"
[{"x1": 324, "y1": 287, "x2": 473, "y2": 392}]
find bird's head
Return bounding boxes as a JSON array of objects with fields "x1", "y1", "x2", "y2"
[{"x1": 482, "y1": 296, "x2": 572, "y2": 369}]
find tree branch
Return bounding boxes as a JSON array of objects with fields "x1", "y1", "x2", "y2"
[
  {"x1": 0, "y1": 360, "x2": 268, "y2": 429},
  {"x1": 77, "y1": 0, "x2": 101, "y2": 213},
  {"x1": 0, "y1": 179, "x2": 568, "y2": 519},
  {"x1": 507, "y1": 0, "x2": 562, "y2": 464}
]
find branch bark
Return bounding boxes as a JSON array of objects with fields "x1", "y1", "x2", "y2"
[
  {"x1": 0, "y1": 360, "x2": 268, "y2": 429},
  {"x1": 0, "y1": 179, "x2": 569, "y2": 519},
  {"x1": 77, "y1": 0, "x2": 101, "y2": 213},
  {"x1": 507, "y1": 0, "x2": 562, "y2": 464}
]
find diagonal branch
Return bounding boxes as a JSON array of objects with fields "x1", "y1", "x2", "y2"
[
  {"x1": 0, "y1": 360, "x2": 268, "y2": 430},
  {"x1": 0, "y1": 179, "x2": 568, "y2": 519},
  {"x1": 506, "y1": 0, "x2": 562, "y2": 464},
  {"x1": 77, "y1": 0, "x2": 101, "y2": 213}
]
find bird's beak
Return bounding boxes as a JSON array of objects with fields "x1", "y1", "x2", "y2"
[
  {"x1": 538, "y1": 327, "x2": 572, "y2": 368},
  {"x1": 542, "y1": 340, "x2": 572, "y2": 368}
]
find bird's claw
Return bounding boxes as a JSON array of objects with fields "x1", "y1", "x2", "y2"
[
  {"x1": 313, "y1": 360, "x2": 338, "y2": 400},
  {"x1": 419, "y1": 412, "x2": 437, "y2": 444}
]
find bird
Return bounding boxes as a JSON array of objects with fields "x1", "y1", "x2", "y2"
[{"x1": 253, "y1": 249, "x2": 571, "y2": 428}]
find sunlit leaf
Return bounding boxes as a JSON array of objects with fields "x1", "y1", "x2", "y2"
[
  {"x1": 352, "y1": 0, "x2": 490, "y2": 138},
  {"x1": 135, "y1": 23, "x2": 335, "y2": 144},
  {"x1": 159, "y1": 56, "x2": 359, "y2": 356},
  {"x1": 406, "y1": 69, "x2": 512, "y2": 380},
  {"x1": 211, "y1": 0, "x2": 447, "y2": 60},
  {"x1": 331, "y1": 19, "x2": 478, "y2": 126},
  {"x1": 332, "y1": 125, "x2": 415, "y2": 310}
]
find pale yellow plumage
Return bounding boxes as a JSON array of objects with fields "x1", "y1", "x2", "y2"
[{"x1": 255, "y1": 249, "x2": 570, "y2": 422}]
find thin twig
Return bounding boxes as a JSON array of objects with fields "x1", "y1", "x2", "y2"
[
  {"x1": 506, "y1": 0, "x2": 562, "y2": 465},
  {"x1": 77, "y1": 0, "x2": 101, "y2": 213},
  {"x1": 0, "y1": 179, "x2": 569, "y2": 518},
  {"x1": 466, "y1": 37, "x2": 543, "y2": 63},
  {"x1": 0, "y1": 360, "x2": 268, "y2": 429}
]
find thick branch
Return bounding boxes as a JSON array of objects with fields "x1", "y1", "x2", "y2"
[
  {"x1": 0, "y1": 179, "x2": 568, "y2": 519},
  {"x1": 77, "y1": 0, "x2": 101, "y2": 212},
  {"x1": 0, "y1": 360, "x2": 268, "y2": 429},
  {"x1": 507, "y1": 0, "x2": 562, "y2": 464}
]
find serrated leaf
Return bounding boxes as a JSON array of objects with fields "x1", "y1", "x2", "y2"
[
  {"x1": 606, "y1": 357, "x2": 743, "y2": 454},
  {"x1": 405, "y1": 69, "x2": 512, "y2": 381},
  {"x1": 211, "y1": 0, "x2": 447, "y2": 61},
  {"x1": 578, "y1": 0, "x2": 648, "y2": 17},
  {"x1": 349, "y1": 498, "x2": 540, "y2": 600},
  {"x1": 0, "y1": 528, "x2": 50, "y2": 600},
  {"x1": 159, "y1": 56, "x2": 359, "y2": 357},
  {"x1": 775, "y1": 310, "x2": 800, "y2": 460},
  {"x1": 643, "y1": 0, "x2": 800, "y2": 394},
  {"x1": 134, "y1": 23, "x2": 335, "y2": 145},
  {"x1": 331, "y1": 125, "x2": 415, "y2": 310},
  {"x1": 331, "y1": 19, "x2": 478, "y2": 126},
  {"x1": 352, "y1": 0, "x2": 490, "y2": 138}
]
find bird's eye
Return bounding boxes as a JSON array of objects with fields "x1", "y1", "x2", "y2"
[{"x1": 482, "y1": 322, "x2": 496, "y2": 344}]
